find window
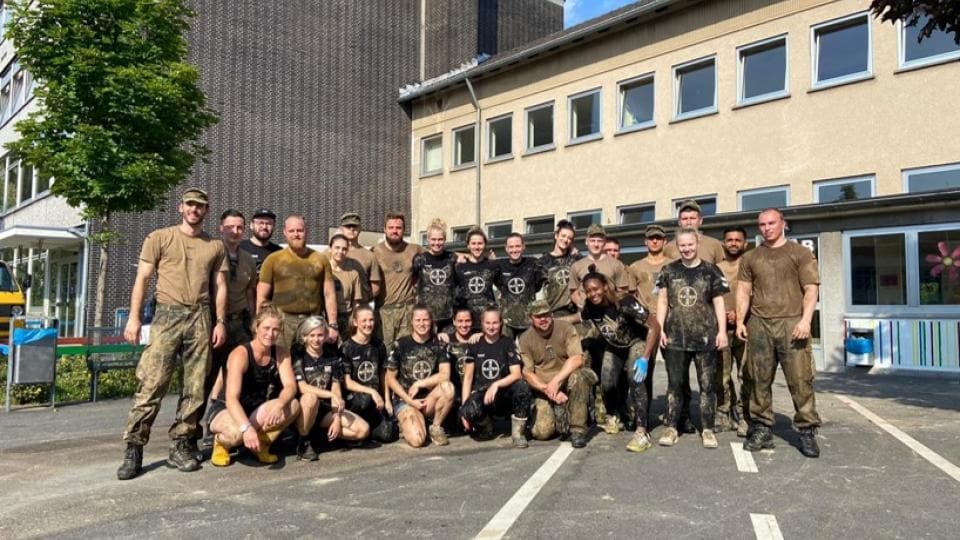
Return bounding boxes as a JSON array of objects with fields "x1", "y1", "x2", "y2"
[
  {"x1": 18, "y1": 163, "x2": 33, "y2": 204},
  {"x1": 568, "y1": 89, "x2": 601, "y2": 142},
  {"x1": 812, "y1": 13, "x2": 872, "y2": 88},
  {"x1": 3, "y1": 153, "x2": 17, "y2": 211},
  {"x1": 0, "y1": 3, "x2": 12, "y2": 42},
  {"x1": 905, "y1": 163, "x2": 960, "y2": 193},
  {"x1": 419, "y1": 231, "x2": 427, "y2": 246},
  {"x1": 618, "y1": 204, "x2": 655, "y2": 225},
  {"x1": 568, "y1": 210, "x2": 601, "y2": 230},
  {"x1": 618, "y1": 74, "x2": 655, "y2": 132},
  {"x1": 420, "y1": 135, "x2": 442, "y2": 176},
  {"x1": 451, "y1": 226, "x2": 471, "y2": 244},
  {"x1": 738, "y1": 35, "x2": 788, "y2": 104},
  {"x1": 850, "y1": 234, "x2": 907, "y2": 305},
  {"x1": 487, "y1": 114, "x2": 512, "y2": 160},
  {"x1": 525, "y1": 102, "x2": 554, "y2": 152},
  {"x1": 487, "y1": 221, "x2": 512, "y2": 239},
  {"x1": 814, "y1": 175, "x2": 874, "y2": 203},
  {"x1": 900, "y1": 15, "x2": 960, "y2": 68},
  {"x1": 673, "y1": 196, "x2": 717, "y2": 217},
  {"x1": 452, "y1": 124, "x2": 476, "y2": 167},
  {"x1": 738, "y1": 186, "x2": 789, "y2": 211},
  {"x1": 919, "y1": 229, "x2": 960, "y2": 305},
  {"x1": 674, "y1": 56, "x2": 717, "y2": 120},
  {"x1": 525, "y1": 216, "x2": 554, "y2": 235}
]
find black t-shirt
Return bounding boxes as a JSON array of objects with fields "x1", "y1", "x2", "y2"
[
  {"x1": 498, "y1": 257, "x2": 546, "y2": 329},
  {"x1": 293, "y1": 348, "x2": 343, "y2": 391},
  {"x1": 656, "y1": 260, "x2": 729, "y2": 351},
  {"x1": 455, "y1": 259, "x2": 501, "y2": 323},
  {"x1": 581, "y1": 296, "x2": 651, "y2": 349},
  {"x1": 340, "y1": 337, "x2": 387, "y2": 392},
  {"x1": 412, "y1": 250, "x2": 457, "y2": 321},
  {"x1": 239, "y1": 239, "x2": 282, "y2": 273},
  {"x1": 385, "y1": 335, "x2": 451, "y2": 390},
  {"x1": 537, "y1": 251, "x2": 581, "y2": 313},
  {"x1": 465, "y1": 336, "x2": 521, "y2": 391},
  {"x1": 441, "y1": 326, "x2": 472, "y2": 389}
]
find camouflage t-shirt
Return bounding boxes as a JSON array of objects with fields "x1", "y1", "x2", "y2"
[
  {"x1": 385, "y1": 335, "x2": 451, "y2": 391},
  {"x1": 498, "y1": 257, "x2": 545, "y2": 329},
  {"x1": 412, "y1": 250, "x2": 457, "y2": 321},
  {"x1": 293, "y1": 349, "x2": 343, "y2": 392},
  {"x1": 465, "y1": 336, "x2": 522, "y2": 391},
  {"x1": 738, "y1": 241, "x2": 819, "y2": 319},
  {"x1": 537, "y1": 251, "x2": 581, "y2": 314},
  {"x1": 340, "y1": 337, "x2": 387, "y2": 392},
  {"x1": 259, "y1": 247, "x2": 334, "y2": 314},
  {"x1": 656, "y1": 260, "x2": 728, "y2": 351},
  {"x1": 580, "y1": 296, "x2": 651, "y2": 349}
]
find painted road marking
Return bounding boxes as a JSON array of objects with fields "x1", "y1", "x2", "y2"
[
  {"x1": 475, "y1": 444, "x2": 574, "y2": 539},
  {"x1": 750, "y1": 513, "x2": 784, "y2": 540},
  {"x1": 731, "y1": 442, "x2": 759, "y2": 473},
  {"x1": 835, "y1": 394, "x2": 960, "y2": 483}
]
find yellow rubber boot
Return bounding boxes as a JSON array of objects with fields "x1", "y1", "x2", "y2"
[
  {"x1": 211, "y1": 435, "x2": 232, "y2": 467},
  {"x1": 253, "y1": 428, "x2": 281, "y2": 464}
]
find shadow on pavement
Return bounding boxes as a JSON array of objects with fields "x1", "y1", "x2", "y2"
[{"x1": 814, "y1": 370, "x2": 960, "y2": 412}]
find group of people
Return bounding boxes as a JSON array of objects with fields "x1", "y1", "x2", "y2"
[{"x1": 116, "y1": 189, "x2": 823, "y2": 481}]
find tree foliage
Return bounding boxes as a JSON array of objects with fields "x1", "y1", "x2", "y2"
[
  {"x1": 4, "y1": 0, "x2": 218, "y2": 220},
  {"x1": 871, "y1": 0, "x2": 960, "y2": 45}
]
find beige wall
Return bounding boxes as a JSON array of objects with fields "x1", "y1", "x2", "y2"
[{"x1": 409, "y1": 0, "x2": 960, "y2": 236}]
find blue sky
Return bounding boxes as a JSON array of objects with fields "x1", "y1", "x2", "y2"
[{"x1": 564, "y1": 0, "x2": 638, "y2": 28}]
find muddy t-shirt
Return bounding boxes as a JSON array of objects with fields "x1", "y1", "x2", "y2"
[
  {"x1": 139, "y1": 226, "x2": 228, "y2": 306},
  {"x1": 629, "y1": 257, "x2": 668, "y2": 317},
  {"x1": 581, "y1": 296, "x2": 650, "y2": 349},
  {"x1": 331, "y1": 259, "x2": 364, "y2": 317},
  {"x1": 341, "y1": 337, "x2": 386, "y2": 392},
  {"x1": 465, "y1": 336, "x2": 521, "y2": 391},
  {"x1": 239, "y1": 239, "x2": 282, "y2": 274},
  {"x1": 385, "y1": 335, "x2": 450, "y2": 391},
  {"x1": 518, "y1": 320, "x2": 583, "y2": 382},
  {"x1": 498, "y1": 257, "x2": 545, "y2": 329},
  {"x1": 225, "y1": 248, "x2": 257, "y2": 315},
  {"x1": 259, "y1": 248, "x2": 334, "y2": 314},
  {"x1": 372, "y1": 242, "x2": 423, "y2": 306},
  {"x1": 345, "y1": 245, "x2": 381, "y2": 304},
  {"x1": 739, "y1": 241, "x2": 819, "y2": 319},
  {"x1": 657, "y1": 260, "x2": 728, "y2": 351},
  {"x1": 441, "y1": 326, "x2": 472, "y2": 390},
  {"x1": 664, "y1": 234, "x2": 725, "y2": 264},
  {"x1": 717, "y1": 256, "x2": 742, "y2": 316},
  {"x1": 412, "y1": 250, "x2": 457, "y2": 321},
  {"x1": 455, "y1": 259, "x2": 501, "y2": 322},
  {"x1": 569, "y1": 255, "x2": 630, "y2": 293},
  {"x1": 293, "y1": 349, "x2": 343, "y2": 391},
  {"x1": 537, "y1": 251, "x2": 581, "y2": 313}
]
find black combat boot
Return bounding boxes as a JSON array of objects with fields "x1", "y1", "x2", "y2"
[
  {"x1": 168, "y1": 438, "x2": 201, "y2": 472},
  {"x1": 297, "y1": 435, "x2": 319, "y2": 461},
  {"x1": 117, "y1": 443, "x2": 143, "y2": 480},
  {"x1": 569, "y1": 430, "x2": 588, "y2": 449},
  {"x1": 743, "y1": 424, "x2": 775, "y2": 452},
  {"x1": 798, "y1": 427, "x2": 820, "y2": 458}
]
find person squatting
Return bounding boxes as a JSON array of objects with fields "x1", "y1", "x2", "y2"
[{"x1": 117, "y1": 190, "x2": 823, "y2": 480}]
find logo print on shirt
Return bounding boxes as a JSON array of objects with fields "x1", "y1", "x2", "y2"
[
  {"x1": 481, "y1": 358, "x2": 500, "y2": 380},
  {"x1": 428, "y1": 268, "x2": 448, "y2": 286},
  {"x1": 357, "y1": 360, "x2": 376, "y2": 383},
  {"x1": 412, "y1": 360, "x2": 432, "y2": 380},
  {"x1": 507, "y1": 277, "x2": 525, "y2": 295},
  {"x1": 392, "y1": 261, "x2": 404, "y2": 273},
  {"x1": 678, "y1": 286, "x2": 698, "y2": 307},
  {"x1": 468, "y1": 276, "x2": 486, "y2": 294},
  {"x1": 599, "y1": 323, "x2": 616, "y2": 340},
  {"x1": 554, "y1": 268, "x2": 570, "y2": 286}
]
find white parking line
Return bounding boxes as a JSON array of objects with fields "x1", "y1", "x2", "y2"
[
  {"x1": 835, "y1": 394, "x2": 960, "y2": 483},
  {"x1": 750, "y1": 513, "x2": 784, "y2": 540},
  {"x1": 475, "y1": 444, "x2": 574, "y2": 540},
  {"x1": 731, "y1": 442, "x2": 759, "y2": 473}
]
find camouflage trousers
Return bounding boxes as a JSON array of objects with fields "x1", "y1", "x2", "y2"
[
  {"x1": 530, "y1": 368, "x2": 597, "y2": 440},
  {"x1": 716, "y1": 330, "x2": 747, "y2": 422},
  {"x1": 746, "y1": 316, "x2": 821, "y2": 429},
  {"x1": 662, "y1": 348, "x2": 717, "y2": 431},
  {"x1": 378, "y1": 302, "x2": 413, "y2": 347},
  {"x1": 123, "y1": 304, "x2": 211, "y2": 445}
]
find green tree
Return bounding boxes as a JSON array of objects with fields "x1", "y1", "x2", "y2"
[
  {"x1": 4, "y1": 0, "x2": 218, "y2": 327},
  {"x1": 871, "y1": 1, "x2": 960, "y2": 44}
]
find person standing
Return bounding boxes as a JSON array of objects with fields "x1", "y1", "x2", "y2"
[
  {"x1": 372, "y1": 213, "x2": 423, "y2": 346},
  {"x1": 536, "y1": 220, "x2": 581, "y2": 320},
  {"x1": 498, "y1": 233, "x2": 546, "y2": 338},
  {"x1": 716, "y1": 226, "x2": 749, "y2": 436},
  {"x1": 568, "y1": 224, "x2": 630, "y2": 307},
  {"x1": 328, "y1": 234, "x2": 364, "y2": 333},
  {"x1": 411, "y1": 219, "x2": 457, "y2": 329},
  {"x1": 338, "y1": 212, "x2": 382, "y2": 304},
  {"x1": 737, "y1": 208, "x2": 822, "y2": 458},
  {"x1": 663, "y1": 200, "x2": 725, "y2": 263},
  {"x1": 257, "y1": 215, "x2": 338, "y2": 348},
  {"x1": 454, "y1": 228, "x2": 501, "y2": 331},
  {"x1": 239, "y1": 208, "x2": 282, "y2": 273},
  {"x1": 629, "y1": 225, "x2": 669, "y2": 321},
  {"x1": 656, "y1": 228, "x2": 728, "y2": 450},
  {"x1": 117, "y1": 188, "x2": 228, "y2": 480}
]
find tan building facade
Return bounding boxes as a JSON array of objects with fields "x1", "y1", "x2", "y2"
[{"x1": 403, "y1": 0, "x2": 960, "y2": 374}]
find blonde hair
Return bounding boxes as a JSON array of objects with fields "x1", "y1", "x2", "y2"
[
  {"x1": 253, "y1": 303, "x2": 284, "y2": 335},
  {"x1": 296, "y1": 316, "x2": 328, "y2": 344},
  {"x1": 427, "y1": 218, "x2": 446, "y2": 238}
]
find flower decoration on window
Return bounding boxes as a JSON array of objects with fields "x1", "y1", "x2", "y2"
[{"x1": 926, "y1": 242, "x2": 960, "y2": 281}]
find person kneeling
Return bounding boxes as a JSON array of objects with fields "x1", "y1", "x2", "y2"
[
  {"x1": 385, "y1": 305, "x2": 455, "y2": 447},
  {"x1": 293, "y1": 316, "x2": 370, "y2": 460},
  {"x1": 209, "y1": 304, "x2": 301, "y2": 467},
  {"x1": 460, "y1": 307, "x2": 531, "y2": 448}
]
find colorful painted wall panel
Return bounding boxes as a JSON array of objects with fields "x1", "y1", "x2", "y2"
[{"x1": 845, "y1": 318, "x2": 960, "y2": 371}]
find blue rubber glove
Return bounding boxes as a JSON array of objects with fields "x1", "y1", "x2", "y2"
[{"x1": 632, "y1": 357, "x2": 649, "y2": 383}]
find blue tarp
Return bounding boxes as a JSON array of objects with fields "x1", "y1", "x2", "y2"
[{"x1": 0, "y1": 328, "x2": 58, "y2": 356}]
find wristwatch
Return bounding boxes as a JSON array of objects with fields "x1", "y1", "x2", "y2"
[
  {"x1": 216, "y1": 317, "x2": 226, "y2": 325},
  {"x1": 239, "y1": 423, "x2": 250, "y2": 434}
]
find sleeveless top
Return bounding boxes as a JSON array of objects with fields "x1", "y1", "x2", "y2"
[{"x1": 237, "y1": 342, "x2": 281, "y2": 414}]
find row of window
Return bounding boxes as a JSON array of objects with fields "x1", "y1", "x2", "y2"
[
  {"x1": 0, "y1": 59, "x2": 35, "y2": 129},
  {"x1": 425, "y1": 163, "x2": 960, "y2": 241},
  {"x1": 419, "y1": 12, "x2": 960, "y2": 176},
  {"x1": 2, "y1": 152, "x2": 52, "y2": 212}
]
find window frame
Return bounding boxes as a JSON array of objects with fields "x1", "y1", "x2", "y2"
[
  {"x1": 451, "y1": 226, "x2": 472, "y2": 244},
  {"x1": 672, "y1": 55, "x2": 718, "y2": 121},
  {"x1": 567, "y1": 87, "x2": 602, "y2": 145},
  {"x1": 810, "y1": 11, "x2": 873, "y2": 90},
  {"x1": 617, "y1": 72, "x2": 656, "y2": 134},
  {"x1": 617, "y1": 203, "x2": 656, "y2": 225},
  {"x1": 903, "y1": 162, "x2": 960, "y2": 193},
  {"x1": 486, "y1": 113, "x2": 513, "y2": 162},
  {"x1": 672, "y1": 195, "x2": 718, "y2": 217},
  {"x1": 419, "y1": 133, "x2": 443, "y2": 177},
  {"x1": 843, "y1": 222, "x2": 960, "y2": 316},
  {"x1": 737, "y1": 185, "x2": 790, "y2": 212},
  {"x1": 486, "y1": 220, "x2": 513, "y2": 240},
  {"x1": 813, "y1": 174, "x2": 876, "y2": 203},
  {"x1": 525, "y1": 215, "x2": 555, "y2": 235},
  {"x1": 897, "y1": 17, "x2": 960, "y2": 70},
  {"x1": 567, "y1": 209, "x2": 602, "y2": 231},
  {"x1": 451, "y1": 123, "x2": 477, "y2": 169},
  {"x1": 524, "y1": 101, "x2": 555, "y2": 155},
  {"x1": 736, "y1": 34, "x2": 789, "y2": 106}
]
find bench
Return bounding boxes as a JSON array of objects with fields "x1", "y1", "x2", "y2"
[{"x1": 57, "y1": 337, "x2": 144, "y2": 402}]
